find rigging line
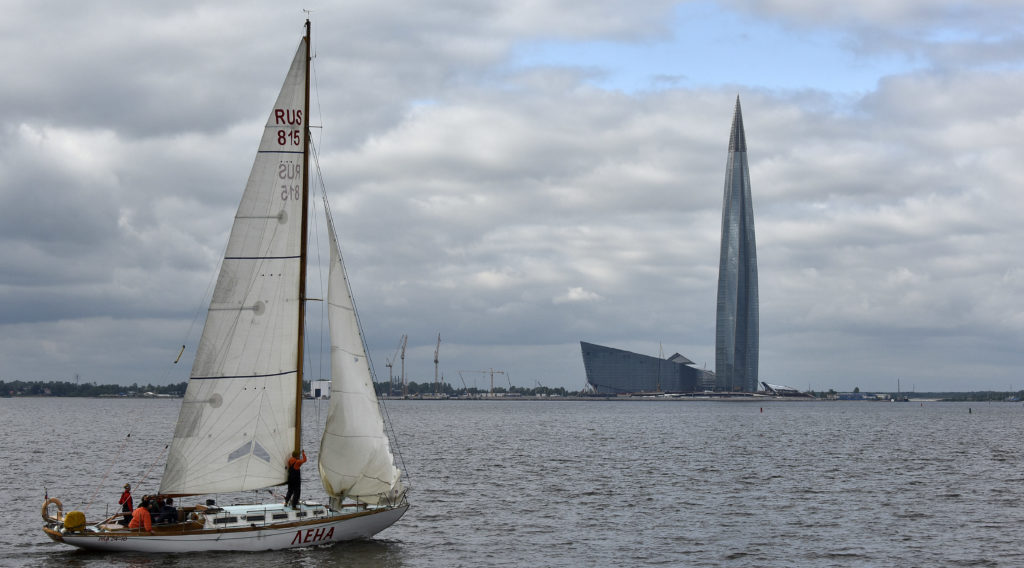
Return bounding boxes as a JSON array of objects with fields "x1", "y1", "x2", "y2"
[
  {"x1": 170, "y1": 238, "x2": 230, "y2": 382},
  {"x1": 309, "y1": 162, "x2": 327, "y2": 384},
  {"x1": 152, "y1": 234, "x2": 231, "y2": 388},
  {"x1": 377, "y1": 396, "x2": 411, "y2": 487},
  {"x1": 307, "y1": 47, "x2": 329, "y2": 447},
  {"x1": 307, "y1": 140, "x2": 328, "y2": 449},
  {"x1": 314, "y1": 388, "x2": 322, "y2": 455},
  {"x1": 312, "y1": 148, "x2": 366, "y2": 385},
  {"x1": 311, "y1": 139, "x2": 410, "y2": 483},
  {"x1": 307, "y1": 18, "x2": 328, "y2": 389},
  {"x1": 81, "y1": 427, "x2": 135, "y2": 516},
  {"x1": 134, "y1": 444, "x2": 170, "y2": 493},
  {"x1": 310, "y1": 36, "x2": 325, "y2": 155},
  {"x1": 312, "y1": 140, "x2": 365, "y2": 378}
]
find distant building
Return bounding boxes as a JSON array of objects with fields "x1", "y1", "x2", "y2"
[
  {"x1": 579, "y1": 97, "x2": 763, "y2": 394},
  {"x1": 715, "y1": 96, "x2": 760, "y2": 392},
  {"x1": 310, "y1": 380, "x2": 330, "y2": 399},
  {"x1": 580, "y1": 342, "x2": 713, "y2": 394},
  {"x1": 836, "y1": 392, "x2": 883, "y2": 401},
  {"x1": 760, "y1": 382, "x2": 813, "y2": 398}
]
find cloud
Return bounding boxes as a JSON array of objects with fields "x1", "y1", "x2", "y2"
[
  {"x1": 554, "y1": 287, "x2": 603, "y2": 304},
  {"x1": 2, "y1": 1, "x2": 1023, "y2": 392}
]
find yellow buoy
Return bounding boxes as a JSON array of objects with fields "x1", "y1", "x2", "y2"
[{"x1": 63, "y1": 510, "x2": 86, "y2": 532}]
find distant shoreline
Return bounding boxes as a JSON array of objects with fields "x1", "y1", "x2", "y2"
[
  {"x1": 0, "y1": 394, "x2": 987, "y2": 403},
  {"x1": 3, "y1": 378, "x2": 1017, "y2": 404}
]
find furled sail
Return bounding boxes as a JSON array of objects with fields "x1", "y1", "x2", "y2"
[
  {"x1": 161, "y1": 38, "x2": 308, "y2": 495},
  {"x1": 318, "y1": 217, "x2": 404, "y2": 505}
]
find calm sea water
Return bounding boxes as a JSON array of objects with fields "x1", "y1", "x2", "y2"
[{"x1": 2, "y1": 397, "x2": 1024, "y2": 567}]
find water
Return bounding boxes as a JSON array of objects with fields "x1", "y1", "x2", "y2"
[{"x1": 3, "y1": 397, "x2": 1024, "y2": 567}]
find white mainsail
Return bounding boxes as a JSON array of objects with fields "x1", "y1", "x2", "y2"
[
  {"x1": 161, "y1": 38, "x2": 308, "y2": 496},
  {"x1": 318, "y1": 217, "x2": 404, "y2": 505}
]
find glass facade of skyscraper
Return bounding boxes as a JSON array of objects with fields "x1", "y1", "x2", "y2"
[{"x1": 715, "y1": 97, "x2": 759, "y2": 392}]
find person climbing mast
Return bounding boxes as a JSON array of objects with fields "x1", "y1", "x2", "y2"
[{"x1": 284, "y1": 449, "x2": 306, "y2": 508}]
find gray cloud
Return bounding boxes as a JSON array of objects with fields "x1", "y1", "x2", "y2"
[{"x1": 2, "y1": 1, "x2": 1022, "y2": 393}]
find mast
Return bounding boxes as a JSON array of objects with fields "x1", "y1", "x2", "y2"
[{"x1": 294, "y1": 18, "x2": 311, "y2": 452}]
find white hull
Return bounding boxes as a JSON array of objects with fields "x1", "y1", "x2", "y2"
[{"x1": 46, "y1": 504, "x2": 407, "y2": 553}]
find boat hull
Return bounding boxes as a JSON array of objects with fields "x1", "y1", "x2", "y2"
[{"x1": 46, "y1": 505, "x2": 408, "y2": 553}]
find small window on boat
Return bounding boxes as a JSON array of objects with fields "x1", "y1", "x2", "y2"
[
  {"x1": 295, "y1": 512, "x2": 307, "y2": 518},
  {"x1": 313, "y1": 510, "x2": 324, "y2": 515},
  {"x1": 245, "y1": 515, "x2": 265, "y2": 522},
  {"x1": 213, "y1": 516, "x2": 239, "y2": 524},
  {"x1": 272, "y1": 513, "x2": 289, "y2": 520}
]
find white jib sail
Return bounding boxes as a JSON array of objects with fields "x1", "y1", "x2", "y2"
[
  {"x1": 161, "y1": 38, "x2": 308, "y2": 496},
  {"x1": 318, "y1": 217, "x2": 404, "y2": 505}
]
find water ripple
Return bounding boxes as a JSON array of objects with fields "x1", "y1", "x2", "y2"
[{"x1": 5, "y1": 399, "x2": 1024, "y2": 567}]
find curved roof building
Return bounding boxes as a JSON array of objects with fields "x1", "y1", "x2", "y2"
[{"x1": 580, "y1": 342, "x2": 712, "y2": 394}]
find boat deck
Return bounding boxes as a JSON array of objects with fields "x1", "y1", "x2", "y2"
[
  {"x1": 44, "y1": 498, "x2": 408, "y2": 552},
  {"x1": 191, "y1": 501, "x2": 367, "y2": 529},
  {"x1": 89, "y1": 500, "x2": 370, "y2": 533}
]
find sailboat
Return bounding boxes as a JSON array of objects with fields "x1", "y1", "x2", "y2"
[{"x1": 41, "y1": 20, "x2": 408, "y2": 552}]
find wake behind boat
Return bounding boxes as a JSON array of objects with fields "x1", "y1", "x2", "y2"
[{"x1": 41, "y1": 20, "x2": 408, "y2": 552}]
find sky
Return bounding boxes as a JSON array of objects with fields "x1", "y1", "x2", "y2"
[{"x1": 2, "y1": 0, "x2": 1024, "y2": 393}]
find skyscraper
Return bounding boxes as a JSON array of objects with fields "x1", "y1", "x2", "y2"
[{"x1": 715, "y1": 97, "x2": 759, "y2": 392}]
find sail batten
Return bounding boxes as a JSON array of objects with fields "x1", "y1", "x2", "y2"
[
  {"x1": 223, "y1": 255, "x2": 301, "y2": 260},
  {"x1": 190, "y1": 371, "x2": 297, "y2": 380}
]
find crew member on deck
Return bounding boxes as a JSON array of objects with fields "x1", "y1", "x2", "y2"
[
  {"x1": 118, "y1": 483, "x2": 133, "y2": 526},
  {"x1": 284, "y1": 449, "x2": 307, "y2": 508},
  {"x1": 128, "y1": 497, "x2": 153, "y2": 532},
  {"x1": 157, "y1": 497, "x2": 178, "y2": 524}
]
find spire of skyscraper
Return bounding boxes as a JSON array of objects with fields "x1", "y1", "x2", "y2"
[
  {"x1": 715, "y1": 96, "x2": 759, "y2": 392},
  {"x1": 728, "y1": 95, "x2": 746, "y2": 153}
]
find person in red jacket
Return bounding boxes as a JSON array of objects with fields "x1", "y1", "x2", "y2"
[
  {"x1": 284, "y1": 449, "x2": 307, "y2": 508},
  {"x1": 117, "y1": 483, "x2": 133, "y2": 526},
  {"x1": 128, "y1": 497, "x2": 153, "y2": 532}
]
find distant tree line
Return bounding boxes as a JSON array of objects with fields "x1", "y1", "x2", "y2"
[
  {"x1": 7, "y1": 378, "x2": 1019, "y2": 402},
  {"x1": 1, "y1": 380, "x2": 189, "y2": 397},
  {"x1": 373, "y1": 380, "x2": 575, "y2": 398},
  {"x1": 940, "y1": 391, "x2": 1024, "y2": 402},
  {"x1": 1, "y1": 378, "x2": 577, "y2": 398},
  {"x1": 807, "y1": 389, "x2": 1024, "y2": 402}
]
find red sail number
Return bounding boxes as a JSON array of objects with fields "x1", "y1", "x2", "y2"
[
  {"x1": 274, "y1": 109, "x2": 303, "y2": 125},
  {"x1": 278, "y1": 129, "x2": 301, "y2": 146},
  {"x1": 274, "y1": 109, "x2": 303, "y2": 147}
]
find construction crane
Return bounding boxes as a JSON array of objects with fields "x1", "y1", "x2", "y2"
[
  {"x1": 460, "y1": 369, "x2": 506, "y2": 396},
  {"x1": 386, "y1": 334, "x2": 407, "y2": 397},
  {"x1": 399, "y1": 334, "x2": 408, "y2": 398},
  {"x1": 457, "y1": 371, "x2": 472, "y2": 397},
  {"x1": 433, "y1": 333, "x2": 441, "y2": 395}
]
